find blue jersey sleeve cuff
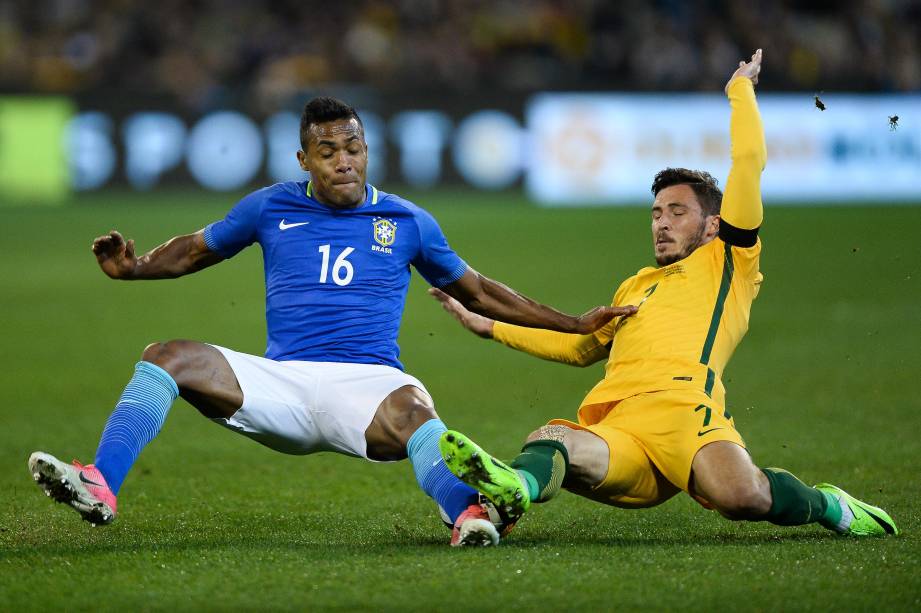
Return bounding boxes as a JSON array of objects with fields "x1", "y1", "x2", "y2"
[
  {"x1": 203, "y1": 223, "x2": 225, "y2": 256},
  {"x1": 430, "y1": 261, "x2": 468, "y2": 288}
]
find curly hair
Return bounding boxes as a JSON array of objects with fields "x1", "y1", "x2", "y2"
[{"x1": 651, "y1": 168, "x2": 723, "y2": 216}]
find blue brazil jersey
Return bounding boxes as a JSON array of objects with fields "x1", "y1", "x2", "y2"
[{"x1": 203, "y1": 181, "x2": 468, "y2": 369}]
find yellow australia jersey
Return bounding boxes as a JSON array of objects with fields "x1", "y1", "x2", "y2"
[
  {"x1": 581, "y1": 236, "x2": 762, "y2": 409},
  {"x1": 490, "y1": 76, "x2": 766, "y2": 412}
]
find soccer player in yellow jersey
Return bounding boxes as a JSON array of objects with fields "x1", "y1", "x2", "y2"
[{"x1": 432, "y1": 50, "x2": 898, "y2": 541}]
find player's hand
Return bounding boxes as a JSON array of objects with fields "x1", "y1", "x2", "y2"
[
  {"x1": 725, "y1": 48, "x2": 762, "y2": 94},
  {"x1": 573, "y1": 304, "x2": 638, "y2": 334},
  {"x1": 428, "y1": 287, "x2": 495, "y2": 339},
  {"x1": 92, "y1": 230, "x2": 138, "y2": 279}
]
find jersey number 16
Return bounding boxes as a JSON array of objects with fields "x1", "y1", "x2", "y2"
[{"x1": 318, "y1": 244, "x2": 355, "y2": 286}]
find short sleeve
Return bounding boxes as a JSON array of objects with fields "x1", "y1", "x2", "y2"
[
  {"x1": 410, "y1": 207, "x2": 468, "y2": 287},
  {"x1": 203, "y1": 189, "x2": 265, "y2": 259},
  {"x1": 728, "y1": 236, "x2": 762, "y2": 284}
]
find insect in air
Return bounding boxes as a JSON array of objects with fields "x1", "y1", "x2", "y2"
[
  {"x1": 814, "y1": 94, "x2": 826, "y2": 111},
  {"x1": 888, "y1": 115, "x2": 899, "y2": 131}
]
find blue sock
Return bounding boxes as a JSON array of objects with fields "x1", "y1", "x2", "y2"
[
  {"x1": 94, "y1": 361, "x2": 179, "y2": 494},
  {"x1": 406, "y1": 419, "x2": 480, "y2": 523}
]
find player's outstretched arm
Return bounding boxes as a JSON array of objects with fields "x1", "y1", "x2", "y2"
[
  {"x1": 92, "y1": 229, "x2": 223, "y2": 280},
  {"x1": 429, "y1": 287, "x2": 495, "y2": 338},
  {"x1": 720, "y1": 48, "x2": 767, "y2": 247},
  {"x1": 439, "y1": 268, "x2": 636, "y2": 335},
  {"x1": 428, "y1": 287, "x2": 610, "y2": 367}
]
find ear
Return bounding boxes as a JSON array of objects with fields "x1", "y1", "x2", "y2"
[
  {"x1": 707, "y1": 214, "x2": 721, "y2": 239},
  {"x1": 296, "y1": 149, "x2": 310, "y2": 172}
]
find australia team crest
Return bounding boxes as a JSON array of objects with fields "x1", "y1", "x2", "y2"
[{"x1": 373, "y1": 217, "x2": 397, "y2": 249}]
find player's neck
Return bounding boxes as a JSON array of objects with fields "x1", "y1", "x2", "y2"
[{"x1": 306, "y1": 180, "x2": 367, "y2": 210}]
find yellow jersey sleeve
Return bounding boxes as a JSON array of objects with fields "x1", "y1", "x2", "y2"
[
  {"x1": 719, "y1": 77, "x2": 767, "y2": 247},
  {"x1": 492, "y1": 322, "x2": 609, "y2": 367},
  {"x1": 491, "y1": 278, "x2": 633, "y2": 367}
]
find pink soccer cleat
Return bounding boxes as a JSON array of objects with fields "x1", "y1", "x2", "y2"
[
  {"x1": 28, "y1": 452, "x2": 117, "y2": 525},
  {"x1": 443, "y1": 495, "x2": 519, "y2": 547},
  {"x1": 451, "y1": 503, "x2": 500, "y2": 547}
]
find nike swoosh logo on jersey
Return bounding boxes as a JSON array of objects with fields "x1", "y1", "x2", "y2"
[
  {"x1": 79, "y1": 472, "x2": 103, "y2": 487},
  {"x1": 279, "y1": 219, "x2": 310, "y2": 230},
  {"x1": 697, "y1": 427, "x2": 723, "y2": 437}
]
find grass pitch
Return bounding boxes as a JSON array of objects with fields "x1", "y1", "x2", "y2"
[{"x1": 1, "y1": 189, "x2": 919, "y2": 611}]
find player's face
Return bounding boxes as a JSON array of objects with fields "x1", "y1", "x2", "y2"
[
  {"x1": 297, "y1": 118, "x2": 368, "y2": 208},
  {"x1": 651, "y1": 184, "x2": 719, "y2": 266}
]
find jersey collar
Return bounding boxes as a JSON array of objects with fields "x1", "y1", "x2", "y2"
[{"x1": 305, "y1": 180, "x2": 379, "y2": 207}]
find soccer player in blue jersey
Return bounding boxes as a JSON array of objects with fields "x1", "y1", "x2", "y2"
[{"x1": 28, "y1": 97, "x2": 635, "y2": 546}]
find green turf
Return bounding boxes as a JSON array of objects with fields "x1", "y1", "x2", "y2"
[{"x1": 1, "y1": 188, "x2": 919, "y2": 611}]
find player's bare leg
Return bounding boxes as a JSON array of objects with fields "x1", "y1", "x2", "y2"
[
  {"x1": 689, "y1": 441, "x2": 771, "y2": 519},
  {"x1": 29, "y1": 340, "x2": 243, "y2": 524},
  {"x1": 690, "y1": 440, "x2": 898, "y2": 535},
  {"x1": 523, "y1": 425, "x2": 608, "y2": 493},
  {"x1": 141, "y1": 340, "x2": 243, "y2": 418},
  {"x1": 364, "y1": 385, "x2": 437, "y2": 461}
]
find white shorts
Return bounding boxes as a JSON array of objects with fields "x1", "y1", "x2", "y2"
[{"x1": 210, "y1": 345, "x2": 429, "y2": 459}]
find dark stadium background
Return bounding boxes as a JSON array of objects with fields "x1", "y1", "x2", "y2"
[
  {"x1": 1, "y1": 2, "x2": 919, "y2": 610},
  {"x1": 2, "y1": 0, "x2": 919, "y2": 194}
]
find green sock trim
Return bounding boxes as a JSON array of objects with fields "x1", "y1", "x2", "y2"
[
  {"x1": 761, "y1": 467, "x2": 829, "y2": 526},
  {"x1": 510, "y1": 440, "x2": 569, "y2": 503},
  {"x1": 517, "y1": 470, "x2": 540, "y2": 501},
  {"x1": 818, "y1": 489, "x2": 842, "y2": 529},
  {"x1": 520, "y1": 439, "x2": 570, "y2": 464}
]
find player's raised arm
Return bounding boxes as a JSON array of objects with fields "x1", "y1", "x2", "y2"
[
  {"x1": 437, "y1": 269, "x2": 636, "y2": 335},
  {"x1": 719, "y1": 48, "x2": 767, "y2": 248},
  {"x1": 92, "y1": 229, "x2": 223, "y2": 280}
]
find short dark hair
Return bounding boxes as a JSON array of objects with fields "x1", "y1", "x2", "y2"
[
  {"x1": 299, "y1": 97, "x2": 363, "y2": 151},
  {"x1": 651, "y1": 168, "x2": 723, "y2": 216}
]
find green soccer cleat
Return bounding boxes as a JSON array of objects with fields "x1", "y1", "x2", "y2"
[
  {"x1": 814, "y1": 483, "x2": 899, "y2": 536},
  {"x1": 439, "y1": 431, "x2": 531, "y2": 520}
]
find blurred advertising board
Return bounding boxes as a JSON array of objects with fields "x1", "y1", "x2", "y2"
[
  {"x1": 0, "y1": 97, "x2": 74, "y2": 204},
  {"x1": 64, "y1": 106, "x2": 527, "y2": 194},
  {"x1": 525, "y1": 93, "x2": 921, "y2": 205},
  {"x1": 4, "y1": 93, "x2": 917, "y2": 204}
]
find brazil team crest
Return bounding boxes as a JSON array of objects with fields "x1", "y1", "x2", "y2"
[{"x1": 373, "y1": 218, "x2": 397, "y2": 248}]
